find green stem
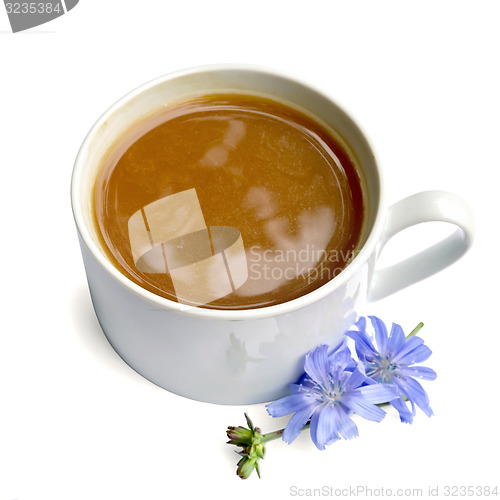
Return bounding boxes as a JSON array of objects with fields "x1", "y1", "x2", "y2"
[
  {"x1": 406, "y1": 321, "x2": 424, "y2": 339},
  {"x1": 262, "y1": 423, "x2": 310, "y2": 443}
]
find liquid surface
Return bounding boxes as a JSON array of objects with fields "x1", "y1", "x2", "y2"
[{"x1": 94, "y1": 94, "x2": 365, "y2": 309}]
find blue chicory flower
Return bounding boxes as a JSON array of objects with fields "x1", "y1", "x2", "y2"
[
  {"x1": 266, "y1": 344, "x2": 397, "y2": 450},
  {"x1": 346, "y1": 316, "x2": 437, "y2": 424}
]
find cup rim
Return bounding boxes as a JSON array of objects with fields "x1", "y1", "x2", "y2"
[{"x1": 71, "y1": 63, "x2": 386, "y2": 320}]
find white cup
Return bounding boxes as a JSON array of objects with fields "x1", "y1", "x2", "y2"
[{"x1": 71, "y1": 65, "x2": 474, "y2": 404}]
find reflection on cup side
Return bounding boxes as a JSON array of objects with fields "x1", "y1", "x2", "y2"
[{"x1": 128, "y1": 188, "x2": 248, "y2": 306}]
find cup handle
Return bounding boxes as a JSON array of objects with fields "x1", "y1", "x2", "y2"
[{"x1": 368, "y1": 190, "x2": 474, "y2": 302}]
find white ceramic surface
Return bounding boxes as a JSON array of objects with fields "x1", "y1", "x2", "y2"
[{"x1": 71, "y1": 65, "x2": 474, "y2": 404}]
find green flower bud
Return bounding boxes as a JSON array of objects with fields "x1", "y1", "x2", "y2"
[
  {"x1": 236, "y1": 455, "x2": 260, "y2": 479},
  {"x1": 227, "y1": 413, "x2": 266, "y2": 479},
  {"x1": 226, "y1": 425, "x2": 254, "y2": 446}
]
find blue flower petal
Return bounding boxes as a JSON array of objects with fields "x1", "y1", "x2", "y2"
[
  {"x1": 401, "y1": 377, "x2": 434, "y2": 417},
  {"x1": 341, "y1": 395, "x2": 387, "y2": 422},
  {"x1": 328, "y1": 338, "x2": 347, "y2": 357},
  {"x1": 386, "y1": 322, "x2": 406, "y2": 358},
  {"x1": 351, "y1": 383, "x2": 398, "y2": 404},
  {"x1": 392, "y1": 336, "x2": 424, "y2": 363},
  {"x1": 397, "y1": 344, "x2": 432, "y2": 365},
  {"x1": 343, "y1": 364, "x2": 367, "y2": 392},
  {"x1": 282, "y1": 403, "x2": 319, "y2": 444},
  {"x1": 355, "y1": 316, "x2": 367, "y2": 332},
  {"x1": 328, "y1": 342, "x2": 358, "y2": 372},
  {"x1": 304, "y1": 345, "x2": 331, "y2": 386},
  {"x1": 390, "y1": 396, "x2": 415, "y2": 424},
  {"x1": 266, "y1": 393, "x2": 313, "y2": 417},
  {"x1": 400, "y1": 366, "x2": 437, "y2": 381},
  {"x1": 369, "y1": 316, "x2": 389, "y2": 356},
  {"x1": 310, "y1": 406, "x2": 338, "y2": 450},
  {"x1": 309, "y1": 403, "x2": 340, "y2": 449},
  {"x1": 329, "y1": 348, "x2": 355, "y2": 383},
  {"x1": 291, "y1": 375, "x2": 316, "y2": 391},
  {"x1": 308, "y1": 409, "x2": 321, "y2": 449},
  {"x1": 345, "y1": 330, "x2": 377, "y2": 361},
  {"x1": 333, "y1": 405, "x2": 359, "y2": 441},
  {"x1": 290, "y1": 381, "x2": 304, "y2": 393}
]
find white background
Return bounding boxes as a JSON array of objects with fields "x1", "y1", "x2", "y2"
[{"x1": 1, "y1": 1, "x2": 499, "y2": 499}]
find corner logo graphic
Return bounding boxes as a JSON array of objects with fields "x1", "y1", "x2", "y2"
[
  {"x1": 128, "y1": 188, "x2": 248, "y2": 306},
  {"x1": 3, "y1": 1, "x2": 79, "y2": 32}
]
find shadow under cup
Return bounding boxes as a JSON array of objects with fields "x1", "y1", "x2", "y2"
[{"x1": 71, "y1": 67, "x2": 382, "y2": 404}]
